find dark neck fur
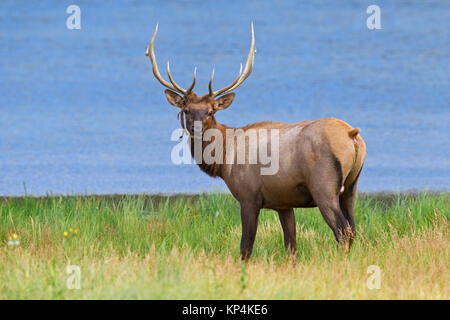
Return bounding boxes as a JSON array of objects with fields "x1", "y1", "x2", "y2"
[{"x1": 189, "y1": 119, "x2": 229, "y2": 179}]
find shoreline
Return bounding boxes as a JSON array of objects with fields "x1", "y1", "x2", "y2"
[{"x1": 1, "y1": 191, "x2": 448, "y2": 208}]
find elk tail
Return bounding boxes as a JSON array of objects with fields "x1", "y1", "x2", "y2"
[
  {"x1": 348, "y1": 128, "x2": 360, "y2": 138},
  {"x1": 349, "y1": 128, "x2": 360, "y2": 165}
]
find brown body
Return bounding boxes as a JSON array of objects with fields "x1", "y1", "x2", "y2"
[{"x1": 146, "y1": 24, "x2": 366, "y2": 260}]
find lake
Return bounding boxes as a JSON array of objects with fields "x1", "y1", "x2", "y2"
[{"x1": 0, "y1": 0, "x2": 449, "y2": 196}]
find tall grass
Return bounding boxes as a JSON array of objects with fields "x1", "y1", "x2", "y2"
[{"x1": 0, "y1": 193, "x2": 448, "y2": 299}]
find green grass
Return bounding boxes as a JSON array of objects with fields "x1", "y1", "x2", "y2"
[{"x1": 0, "y1": 192, "x2": 448, "y2": 299}]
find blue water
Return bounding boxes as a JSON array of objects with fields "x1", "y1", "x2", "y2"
[{"x1": 0, "y1": 1, "x2": 449, "y2": 196}]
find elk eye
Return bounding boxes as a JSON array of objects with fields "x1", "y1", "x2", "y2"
[{"x1": 184, "y1": 110, "x2": 188, "y2": 114}]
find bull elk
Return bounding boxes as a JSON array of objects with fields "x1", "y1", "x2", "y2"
[{"x1": 145, "y1": 23, "x2": 366, "y2": 260}]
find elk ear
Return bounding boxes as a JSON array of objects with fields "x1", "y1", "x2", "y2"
[
  {"x1": 214, "y1": 93, "x2": 235, "y2": 111},
  {"x1": 164, "y1": 89, "x2": 183, "y2": 108}
]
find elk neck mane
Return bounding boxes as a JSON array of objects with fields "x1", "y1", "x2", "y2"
[
  {"x1": 188, "y1": 117, "x2": 289, "y2": 178},
  {"x1": 189, "y1": 119, "x2": 229, "y2": 179}
]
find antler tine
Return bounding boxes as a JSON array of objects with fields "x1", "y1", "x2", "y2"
[
  {"x1": 220, "y1": 22, "x2": 255, "y2": 94},
  {"x1": 167, "y1": 61, "x2": 187, "y2": 94},
  {"x1": 208, "y1": 68, "x2": 215, "y2": 96},
  {"x1": 146, "y1": 24, "x2": 188, "y2": 95},
  {"x1": 186, "y1": 67, "x2": 196, "y2": 94},
  {"x1": 211, "y1": 22, "x2": 256, "y2": 97},
  {"x1": 210, "y1": 63, "x2": 243, "y2": 97}
]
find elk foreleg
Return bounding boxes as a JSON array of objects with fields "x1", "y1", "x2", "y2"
[
  {"x1": 277, "y1": 208, "x2": 297, "y2": 256},
  {"x1": 239, "y1": 202, "x2": 260, "y2": 262}
]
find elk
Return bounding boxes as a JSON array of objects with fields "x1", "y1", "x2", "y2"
[{"x1": 146, "y1": 23, "x2": 366, "y2": 260}]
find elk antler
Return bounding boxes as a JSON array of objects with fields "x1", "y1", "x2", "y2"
[
  {"x1": 209, "y1": 22, "x2": 256, "y2": 97},
  {"x1": 146, "y1": 24, "x2": 196, "y2": 95}
]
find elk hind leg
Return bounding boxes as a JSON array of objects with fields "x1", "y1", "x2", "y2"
[
  {"x1": 309, "y1": 160, "x2": 353, "y2": 251},
  {"x1": 316, "y1": 196, "x2": 352, "y2": 251},
  {"x1": 339, "y1": 176, "x2": 360, "y2": 249}
]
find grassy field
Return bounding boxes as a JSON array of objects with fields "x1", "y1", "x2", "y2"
[{"x1": 0, "y1": 192, "x2": 448, "y2": 299}]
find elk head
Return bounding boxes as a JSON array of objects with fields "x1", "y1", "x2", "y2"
[{"x1": 146, "y1": 23, "x2": 255, "y2": 136}]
